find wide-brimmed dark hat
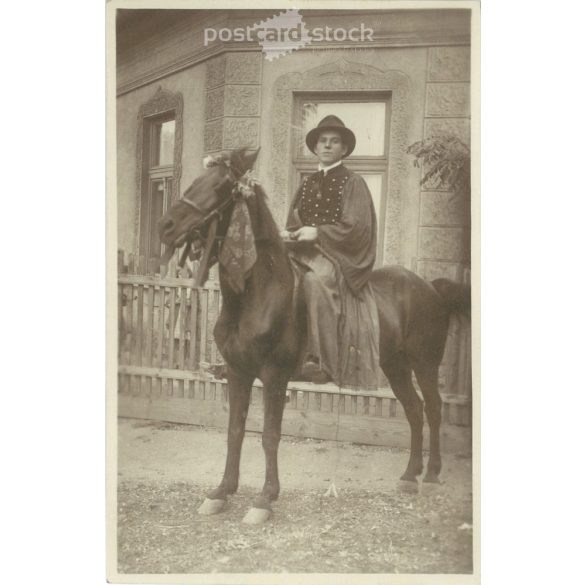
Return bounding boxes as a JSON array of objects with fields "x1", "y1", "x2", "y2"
[{"x1": 305, "y1": 115, "x2": 356, "y2": 157}]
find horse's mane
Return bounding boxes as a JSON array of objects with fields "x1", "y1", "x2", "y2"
[
  {"x1": 211, "y1": 148, "x2": 286, "y2": 252},
  {"x1": 247, "y1": 183, "x2": 285, "y2": 251}
]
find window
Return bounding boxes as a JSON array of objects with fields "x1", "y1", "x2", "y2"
[
  {"x1": 139, "y1": 115, "x2": 176, "y2": 261},
  {"x1": 293, "y1": 93, "x2": 391, "y2": 257}
]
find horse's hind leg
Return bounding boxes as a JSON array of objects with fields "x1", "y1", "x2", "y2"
[
  {"x1": 198, "y1": 367, "x2": 253, "y2": 515},
  {"x1": 414, "y1": 364, "x2": 442, "y2": 483},
  {"x1": 381, "y1": 356, "x2": 424, "y2": 483},
  {"x1": 243, "y1": 366, "x2": 288, "y2": 525}
]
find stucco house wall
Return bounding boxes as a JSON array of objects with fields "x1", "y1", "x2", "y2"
[{"x1": 116, "y1": 8, "x2": 471, "y2": 276}]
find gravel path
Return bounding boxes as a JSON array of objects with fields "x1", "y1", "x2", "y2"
[{"x1": 116, "y1": 418, "x2": 474, "y2": 574}]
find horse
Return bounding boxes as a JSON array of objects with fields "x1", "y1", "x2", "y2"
[{"x1": 157, "y1": 148, "x2": 470, "y2": 524}]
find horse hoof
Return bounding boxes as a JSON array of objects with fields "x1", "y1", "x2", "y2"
[
  {"x1": 242, "y1": 507, "x2": 271, "y2": 525},
  {"x1": 198, "y1": 498, "x2": 226, "y2": 516},
  {"x1": 397, "y1": 479, "x2": 419, "y2": 494}
]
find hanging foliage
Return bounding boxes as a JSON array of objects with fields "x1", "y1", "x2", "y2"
[{"x1": 407, "y1": 134, "x2": 470, "y2": 194}]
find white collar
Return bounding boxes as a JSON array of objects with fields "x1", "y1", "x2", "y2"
[{"x1": 318, "y1": 160, "x2": 343, "y2": 175}]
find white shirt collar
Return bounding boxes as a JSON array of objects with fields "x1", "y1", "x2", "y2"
[{"x1": 318, "y1": 160, "x2": 343, "y2": 175}]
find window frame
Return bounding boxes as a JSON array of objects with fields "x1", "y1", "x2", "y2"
[
  {"x1": 134, "y1": 87, "x2": 183, "y2": 266},
  {"x1": 139, "y1": 112, "x2": 176, "y2": 262},
  {"x1": 291, "y1": 91, "x2": 393, "y2": 261}
]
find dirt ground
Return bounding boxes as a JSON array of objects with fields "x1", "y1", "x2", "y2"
[{"x1": 117, "y1": 417, "x2": 474, "y2": 574}]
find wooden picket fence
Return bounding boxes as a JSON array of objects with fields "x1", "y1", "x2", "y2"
[{"x1": 117, "y1": 250, "x2": 472, "y2": 453}]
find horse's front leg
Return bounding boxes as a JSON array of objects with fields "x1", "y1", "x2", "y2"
[
  {"x1": 198, "y1": 366, "x2": 253, "y2": 515},
  {"x1": 243, "y1": 367, "x2": 289, "y2": 525}
]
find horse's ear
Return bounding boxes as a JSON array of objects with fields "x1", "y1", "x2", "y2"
[{"x1": 232, "y1": 147, "x2": 260, "y2": 176}]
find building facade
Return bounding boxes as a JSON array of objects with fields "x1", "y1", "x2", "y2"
[{"x1": 116, "y1": 8, "x2": 472, "y2": 397}]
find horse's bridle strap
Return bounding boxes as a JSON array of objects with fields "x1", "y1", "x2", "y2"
[
  {"x1": 181, "y1": 197, "x2": 202, "y2": 212},
  {"x1": 180, "y1": 175, "x2": 238, "y2": 231},
  {"x1": 175, "y1": 173, "x2": 238, "y2": 270},
  {"x1": 172, "y1": 162, "x2": 257, "y2": 274}
]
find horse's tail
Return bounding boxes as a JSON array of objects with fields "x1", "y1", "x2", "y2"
[{"x1": 431, "y1": 278, "x2": 471, "y2": 319}]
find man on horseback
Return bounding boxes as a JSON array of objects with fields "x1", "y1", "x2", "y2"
[
  {"x1": 156, "y1": 134, "x2": 470, "y2": 519},
  {"x1": 283, "y1": 115, "x2": 380, "y2": 389}
]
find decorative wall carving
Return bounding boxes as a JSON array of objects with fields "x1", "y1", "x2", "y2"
[
  {"x1": 224, "y1": 85, "x2": 260, "y2": 117},
  {"x1": 225, "y1": 53, "x2": 262, "y2": 84},
  {"x1": 204, "y1": 119, "x2": 224, "y2": 152},
  {"x1": 271, "y1": 59, "x2": 411, "y2": 264},
  {"x1": 223, "y1": 118, "x2": 259, "y2": 149},
  {"x1": 206, "y1": 54, "x2": 226, "y2": 89},
  {"x1": 205, "y1": 86, "x2": 225, "y2": 120},
  {"x1": 428, "y1": 47, "x2": 470, "y2": 82},
  {"x1": 426, "y1": 83, "x2": 470, "y2": 117},
  {"x1": 134, "y1": 86, "x2": 183, "y2": 253},
  {"x1": 204, "y1": 52, "x2": 262, "y2": 154}
]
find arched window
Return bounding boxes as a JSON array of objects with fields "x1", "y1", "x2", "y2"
[
  {"x1": 272, "y1": 60, "x2": 410, "y2": 266},
  {"x1": 293, "y1": 93, "x2": 392, "y2": 257},
  {"x1": 135, "y1": 87, "x2": 183, "y2": 263}
]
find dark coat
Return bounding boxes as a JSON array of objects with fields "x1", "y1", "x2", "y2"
[{"x1": 286, "y1": 164, "x2": 377, "y2": 295}]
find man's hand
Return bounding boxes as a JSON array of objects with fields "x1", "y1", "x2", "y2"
[{"x1": 288, "y1": 226, "x2": 318, "y2": 242}]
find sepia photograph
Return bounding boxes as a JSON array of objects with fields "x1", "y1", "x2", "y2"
[{"x1": 107, "y1": 1, "x2": 479, "y2": 581}]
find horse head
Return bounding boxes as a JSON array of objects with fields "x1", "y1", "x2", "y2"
[{"x1": 157, "y1": 147, "x2": 260, "y2": 254}]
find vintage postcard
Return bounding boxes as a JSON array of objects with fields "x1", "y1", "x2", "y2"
[{"x1": 107, "y1": 1, "x2": 480, "y2": 582}]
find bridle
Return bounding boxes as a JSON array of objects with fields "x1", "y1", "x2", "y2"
[
  {"x1": 180, "y1": 175, "x2": 235, "y2": 240},
  {"x1": 169, "y1": 160, "x2": 252, "y2": 285}
]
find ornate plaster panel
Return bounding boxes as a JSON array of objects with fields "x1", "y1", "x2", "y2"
[
  {"x1": 204, "y1": 53, "x2": 262, "y2": 154},
  {"x1": 223, "y1": 118, "x2": 259, "y2": 149},
  {"x1": 426, "y1": 82, "x2": 470, "y2": 117},
  {"x1": 225, "y1": 52, "x2": 262, "y2": 84},
  {"x1": 205, "y1": 86, "x2": 225, "y2": 120},
  {"x1": 204, "y1": 119, "x2": 224, "y2": 152},
  {"x1": 428, "y1": 46, "x2": 470, "y2": 82},
  {"x1": 224, "y1": 85, "x2": 260, "y2": 116},
  {"x1": 206, "y1": 54, "x2": 226, "y2": 89}
]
